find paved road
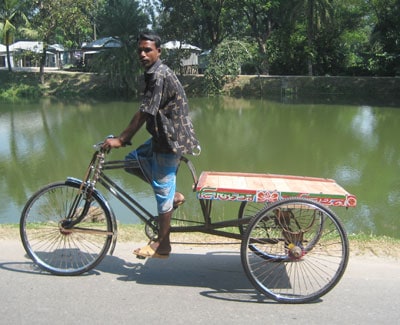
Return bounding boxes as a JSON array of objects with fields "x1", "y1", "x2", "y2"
[{"x1": 1, "y1": 239, "x2": 399, "y2": 324}]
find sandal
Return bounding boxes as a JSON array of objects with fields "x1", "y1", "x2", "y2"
[{"x1": 133, "y1": 244, "x2": 170, "y2": 259}]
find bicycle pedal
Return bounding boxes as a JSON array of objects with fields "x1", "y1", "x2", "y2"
[{"x1": 136, "y1": 255, "x2": 146, "y2": 260}]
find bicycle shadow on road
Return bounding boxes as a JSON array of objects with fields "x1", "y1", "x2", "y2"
[
  {"x1": 0, "y1": 243, "x2": 322, "y2": 304},
  {"x1": 96, "y1": 249, "x2": 280, "y2": 304}
]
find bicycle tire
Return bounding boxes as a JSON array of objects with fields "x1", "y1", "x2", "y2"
[
  {"x1": 20, "y1": 181, "x2": 113, "y2": 276},
  {"x1": 240, "y1": 198, "x2": 349, "y2": 303}
]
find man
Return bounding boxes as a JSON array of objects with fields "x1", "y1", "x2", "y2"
[{"x1": 102, "y1": 31, "x2": 200, "y2": 258}]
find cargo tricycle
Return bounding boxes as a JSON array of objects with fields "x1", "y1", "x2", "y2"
[{"x1": 20, "y1": 138, "x2": 357, "y2": 303}]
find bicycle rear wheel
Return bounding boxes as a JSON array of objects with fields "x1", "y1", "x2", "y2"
[
  {"x1": 20, "y1": 182, "x2": 113, "y2": 276},
  {"x1": 238, "y1": 201, "x2": 266, "y2": 235},
  {"x1": 241, "y1": 198, "x2": 349, "y2": 303}
]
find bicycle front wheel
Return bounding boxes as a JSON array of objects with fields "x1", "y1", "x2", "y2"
[
  {"x1": 241, "y1": 198, "x2": 349, "y2": 303},
  {"x1": 20, "y1": 182, "x2": 113, "y2": 275}
]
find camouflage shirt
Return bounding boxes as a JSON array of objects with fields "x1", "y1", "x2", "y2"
[{"x1": 140, "y1": 59, "x2": 200, "y2": 155}]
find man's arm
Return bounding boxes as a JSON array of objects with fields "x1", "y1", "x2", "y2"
[{"x1": 103, "y1": 110, "x2": 147, "y2": 149}]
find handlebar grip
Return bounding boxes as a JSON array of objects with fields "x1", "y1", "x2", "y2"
[{"x1": 93, "y1": 135, "x2": 115, "y2": 151}]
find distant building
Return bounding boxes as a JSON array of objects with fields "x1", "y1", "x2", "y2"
[
  {"x1": 0, "y1": 41, "x2": 67, "y2": 69},
  {"x1": 79, "y1": 37, "x2": 122, "y2": 70},
  {"x1": 0, "y1": 38, "x2": 203, "y2": 73},
  {"x1": 161, "y1": 41, "x2": 202, "y2": 74}
]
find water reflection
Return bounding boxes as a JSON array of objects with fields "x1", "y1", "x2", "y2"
[
  {"x1": 1, "y1": 97, "x2": 399, "y2": 239},
  {"x1": 351, "y1": 106, "x2": 378, "y2": 150}
]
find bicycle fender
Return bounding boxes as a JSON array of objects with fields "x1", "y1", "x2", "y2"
[{"x1": 65, "y1": 177, "x2": 118, "y2": 255}]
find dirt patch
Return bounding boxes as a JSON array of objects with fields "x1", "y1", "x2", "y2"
[
  {"x1": 0, "y1": 225, "x2": 20, "y2": 241},
  {"x1": 349, "y1": 238, "x2": 400, "y2": 259}
]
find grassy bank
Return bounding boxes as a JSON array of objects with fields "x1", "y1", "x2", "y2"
[
  {"x1": 2, "y1": 223, "x2": 399, "y2": 258},
  {"x1": 2, "y1": 69, "x2": 400, "y2": 103},
  {"x1": 0, "y1": 69, "x2": 116, "y2": 102}
]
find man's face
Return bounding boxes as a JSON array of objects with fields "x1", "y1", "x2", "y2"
[{"x1": 137, "y1": 40, "x2": 161, "y2": 69}]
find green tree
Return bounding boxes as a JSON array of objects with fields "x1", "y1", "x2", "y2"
[
  {"x1": 290, "y1": 0, "x2": 334, "y2": 75},
  {"x1": 157, "y1": 0, "x2": 242, "y2": 50},
  {"x1": 140, "y1": 0, "x2": 162, "y2": 30},
  {"x1": 267, "y1": 24, "x2": 309, "y2": 75},
  {"x1": 94, "y1": 0, "x2": 149, "y2": 97},
  {"x1": 156, "y1": 1, "x2": 198, "y2": 44},
  {"x1": 369, "y1": 0, "x2": 400, "y2": 75},
  {"x1": 204, "y1": 39, "x2": 253, "y2": 94},
  {"x1": 231, "y1": 0, "x2": 281, "y2": 74},
  {"x1": 331, "y1": 0, "x2": 372, "y2": 75},
  {"x1": 267, "y1": 0, "x2": 373, "y2": 76},
  {"x1": 30, "y1": 0, "x2": 95, "y2": 83},
  {"x1": 0, "y1": 0, "x2": 29, "y2": 71}
]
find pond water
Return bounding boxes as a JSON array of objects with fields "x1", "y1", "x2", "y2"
[{"x1": 1, "y1": 96, "x2": 399, "y2": 239}]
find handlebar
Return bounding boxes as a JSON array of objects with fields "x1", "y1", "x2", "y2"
[
  {"x1": 93, "y1": 135, "x2": 116, "y2": 152},
  {"x1": 92, "y1": 135, "x2": 199, "y2": 188},
  {"x1": 93, "y1": 135, "x2": 201, "y2": 157}
]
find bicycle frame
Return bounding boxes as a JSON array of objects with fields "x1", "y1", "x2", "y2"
[{"x1": 68, "y1": 148, "x2": 250, "y2": 248}]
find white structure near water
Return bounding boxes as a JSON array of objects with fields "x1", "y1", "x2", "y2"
[
  {"x1": 0, "y1": 41, "x2": 66, "y2": 69},
  {"x1": 1, "y1": 38, "x2": 203, "y2": 73}
]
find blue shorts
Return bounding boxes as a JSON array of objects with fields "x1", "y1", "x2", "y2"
[{"x1": 125, "y1": 139, "x2": 181, "y2": 214}]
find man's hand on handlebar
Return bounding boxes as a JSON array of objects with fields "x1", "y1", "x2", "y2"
[{"x1": 101, "y1": 137, "x2": 123, "y2": 151}]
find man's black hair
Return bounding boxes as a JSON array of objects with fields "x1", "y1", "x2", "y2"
[{"x1": 138, "y1": 31, "x2": 161, "y2": 48}]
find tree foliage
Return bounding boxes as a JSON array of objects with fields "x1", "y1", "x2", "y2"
[
  {"x1": 204, "y1": 39, "x2": 253, "y2": 94},
  {"x1": 153, "y1": 0, "x2": 400, "y2": 78},
  {"x1": 157, "y1": 0, "x2": 243, "y2": 49},
  {"x1": 92, "y1": 0, "x2": 149, "y2": 97},
  {"x1": 231, "y1": 0, "x2": 282, "y2": 74},
  {"x1": 2, "y1": 0, "x2": 400, "y2": 95},
  {"x1": 369, "y1": 0, "x2": 400, "y2": 75},
  {"x1": 27, "y1": 0, "x2": 95, "y2": 82},
  {"x1": 289, "y1": 0, "x2": 335, "y2": 75},
  {"x1": 0, "y1": 0, "x2": 29, "y2": 71}
]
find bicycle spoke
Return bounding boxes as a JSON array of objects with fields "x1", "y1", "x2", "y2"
[
  {"x1": 241, "y1": 198, "x2": 349, "y2": 303},
  {"x1": 20, "y1": 182, "x2": 113, "y2": 275}
]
